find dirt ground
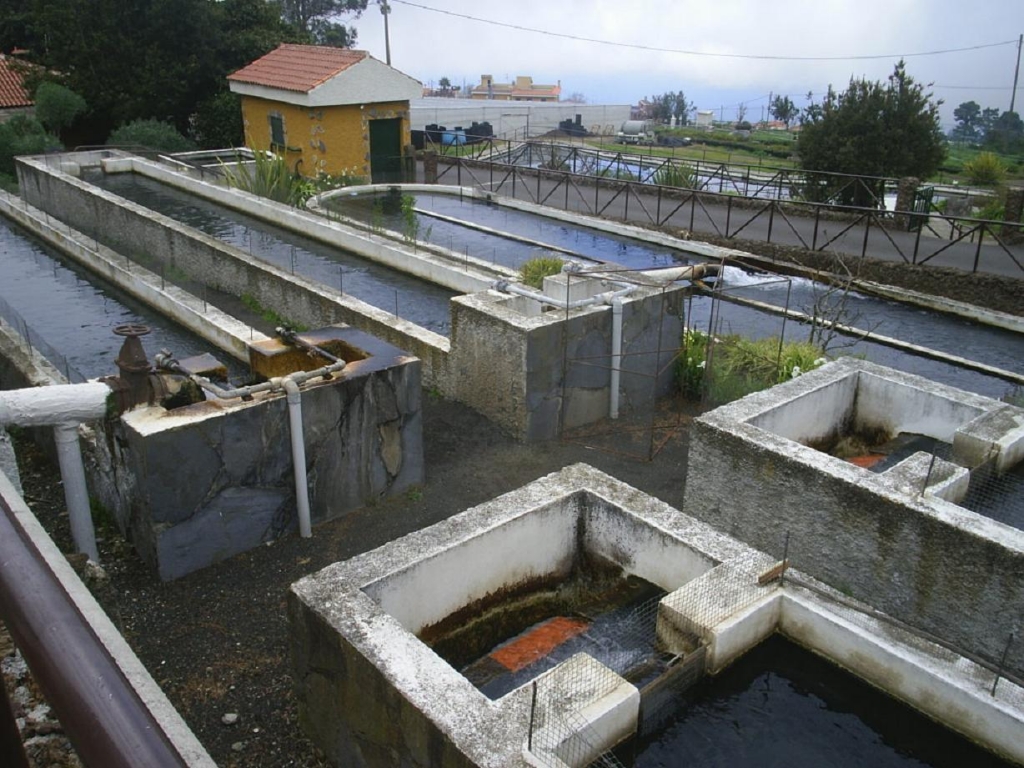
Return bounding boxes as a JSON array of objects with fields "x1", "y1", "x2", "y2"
[{"x1": 9, "y1": 394, "x2": 696, "y2": 767}]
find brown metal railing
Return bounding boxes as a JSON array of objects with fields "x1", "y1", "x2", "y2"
[
  {"x1": 0, "y1": 489, "x2": 199, "y2": 767},
  {"x1": 432, "y1": 149, "x2": 1024, "y2": 276}
]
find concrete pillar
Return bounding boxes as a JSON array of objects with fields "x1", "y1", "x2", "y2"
[
  {"x1": 1003, "y1": 186, "x2": 1024, "y2": 242},
  {"x1": 423, "y1": 150, "x2": 438, "y2": 184},
  {"x1": 403, "y1": 144, "x2": 416, "y2": 183},
  {"x1": 893, "y1": 176, "x2": 919, "y2": 231}
]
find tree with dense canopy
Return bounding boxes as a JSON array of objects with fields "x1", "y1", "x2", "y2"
[
  {"x1": 280, "y1": 0, "x2": 368, "y2": 47},
  {"x1": 2, "y1": 0, "x2": 365, "y2": 145},
  {"x1": 796, "y1": 61, "x2": 945, "y2": 206},
  {"x1": 643, "y1": 92, "x2": 691, "y2": 124},
  {"x1": 770, "y1": 95, "x2": 797, "y2": 128}
]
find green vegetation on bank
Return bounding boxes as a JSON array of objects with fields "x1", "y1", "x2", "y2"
[{"x1": 678, "y1": 329, "x2": 827, "y2": 403}]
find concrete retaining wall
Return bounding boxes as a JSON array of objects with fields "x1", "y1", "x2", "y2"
[
  {"x1": 449, "y1": 285, "x2": 684, "y2": 442},
  {"x1": 15, "y1": 155, "x2": 454, "y2": 391},
  {"x1": 684, "y1": 358, "x2": 1024, "y2": 678},
  {"x1": 87, "y1": 329, "x2": 422, "y2": 581}
]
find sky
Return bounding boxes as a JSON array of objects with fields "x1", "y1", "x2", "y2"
[{"x1": 348, "y1": 0, "x2": 1022, "y2": 129}]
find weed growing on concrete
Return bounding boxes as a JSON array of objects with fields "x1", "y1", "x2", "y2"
[
  {"x1": 653, "y1": 163, "x2": 696, "y2": 189},
  {"x1": 240, "y1": 294, "x2": 308, "y2": 332},
  {"x1": 400, "y1": 194, "x2": 419, "y2": 244},
  {"x1": 519, "y1": 256, "x2": 564, "y2": 289}
]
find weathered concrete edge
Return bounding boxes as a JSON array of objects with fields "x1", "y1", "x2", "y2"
[
  {"x1": 698, "y1": 357, "x2": 1024, "y2": 549},
  {"x1": 126, "y1": 159, "x2": 501, "y2": 295},
  {"x1": 0, "y1": 189, "x2": 266, "y2": 362},
  {"x1": 0, "y1": 469, "x2": 217, "y2": 767},
  {"x1": 781, "y1": 586, "x2": 1024, "y2": 765}
]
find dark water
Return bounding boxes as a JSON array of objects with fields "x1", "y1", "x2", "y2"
[
  {"x1": 87, "y1": 172, "x2": 455, "y2": 336},
  {"x1": 335, "y1": 193, "x2": 1022, "y2": 383},
  {"x1": 687, "y1": 294, "x2": 1013, "y2": 400},
  {"x1": 631, "y1": 635, "x2": 1013, "y2": 768},
  {"x1": 0, "y1": 218, "x2": 244, "y2": 381},
  {"x1": 328, "y1": 191, "x2": 695, "y2": 271},
  {"x1": 717, "y1": 267, "x2": 1024, "y2": 378}
]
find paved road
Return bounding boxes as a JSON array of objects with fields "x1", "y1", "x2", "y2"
[{"x1": 426, "y1": 160, "x2": 1024, "y2": 280}]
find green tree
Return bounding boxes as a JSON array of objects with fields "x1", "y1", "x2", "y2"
[
  {"x1": 108, "y1": 119, "x2": 195, "y2": 152},
  {"x1": 796, "y1": 61, "x2": 945, "y2": 207},
  {"x1": 645, "y1": 91, "x2": 691, "y2": 124},
  {"x1": 952, "y1": 100, "x2": 981, "y2": 142},
  {"x1": 770, "y1": 95, "x2": 797, "y2": 128},
  {"x1": 33, "y1": 82, "x2": 87, "y2": 137},
  {"x1": 279, "y1": 0, "x2": 368, "y2": 46},
  {"x1": 16, "y1": 0, "x2": 287, "y2": 142},
  {"x1": 983, "y1": 110, "x2": 1024, "y2": 153},
  {"x1": 193, "y1": 91, "x2": 244, "y2": 149},
  {"x1": 0, "y1": 115, "x2": 59, "y2": 176}
]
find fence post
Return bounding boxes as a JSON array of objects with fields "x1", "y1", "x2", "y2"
[
  {"x1": 973, "y1": 226, "x2": 985, "y2": 273},
  {"x1": 812, "y1": 206, "x2": 821, "y2": 250},
  {"x1": 725, "y1": 196, "x2": 732, "y2": 237},
  {"x1": 767, "y1": 203, "x2": 775, "y2": 243},
  {"x1": 991, "y1": 632, "x2": 1015, "y2": 696},
  {"x1": 657, "y1": 184, "x2": 662, "y2": 225},
  {"x1": 861, "y1": 213, "x2": 872, "y2": 258}
]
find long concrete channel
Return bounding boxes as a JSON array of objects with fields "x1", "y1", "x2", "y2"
[
  {"x1": 319, "y1": 185, "x2": 1024, "y2": 397},
  {"x1": 11, "y1": 152, "x2": 1023, "y2": 401},
  {"x1": 0, "y1": 199, "x2": 255, "y2": 384}
]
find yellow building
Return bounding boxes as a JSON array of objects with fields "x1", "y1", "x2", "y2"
[{"x1": 228, "y1": 44, "x2": 422, "y2": 182}]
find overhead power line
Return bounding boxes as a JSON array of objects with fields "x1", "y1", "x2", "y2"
[{"x1": 390, "y1": 1, "x2": 1017, "y2": 62}]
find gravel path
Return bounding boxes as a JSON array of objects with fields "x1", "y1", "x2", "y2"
[{"x1": 11, "y1": 395, "x2": 694, "y2": 767}]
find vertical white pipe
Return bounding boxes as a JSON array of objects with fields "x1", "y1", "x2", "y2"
[
  {"x1": 282, "y1": 379, "x2": 312, "y2": 538},
  {"x1": 610, "y1": 297, "x2": 624, "y2": 420},
  {"x1": 54, "y1": 423, "x2": 99, "y2": 562}
]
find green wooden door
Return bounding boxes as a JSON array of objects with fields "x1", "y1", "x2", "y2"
[{"x1": 369, "y1": 118, "x2": 403, "y2": 183}]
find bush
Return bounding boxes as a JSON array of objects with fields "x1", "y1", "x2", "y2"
[
  {"x1": 33, "y1": 82, "x2": 87, "y2": 134},
  {"x1": 221, "y1": 150, "x2": 308, "y2": 207},
  {"x1": 653, "y1": 163, "x2": 695, "y2": 188},
  {"x1": 107, "y1": 119, "x2": 195, "y2": 152},
  {"x1": 519, "y1": 256, "x2": 564, "y2": 289},
  {"x1": 193, "y1": 91, "x2": 243, "y2": 149},
  {"x1": 0, "y1": 116, "x2": 60, "y2": 175},
  {"x1": 678, "y1": 332, "x2": 827, "y2": 403},
  {"x1": 974, "y1": 194, "x2": 1005, "y2": 221},
  {"x1": 962, "y1": 152, "x2": 1007, "y2": 186}
]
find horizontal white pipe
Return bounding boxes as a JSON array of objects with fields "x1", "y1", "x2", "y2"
[
  {"x1": 0, "y1": 381, "x2": 112, "y2": 427},
  {"x1": 639, "y1": 264, "x2": 715, "y2": 283}
]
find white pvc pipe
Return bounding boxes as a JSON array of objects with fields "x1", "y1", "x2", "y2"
[
  {"x1": 0, "y1": 381, "x2": 113, "y2": 563},
  {"x1": 610, "y1": 297, "x2": 624, "y2": 420},
  {"x1": 282, "y1": 378, "x2": 312, "y2": 538},
  {"x1": 0, "y1": 381, "x2": 111, "y2": 427},
  {"x1": 54, "y1": 422, "x2": 99, "y2": 562}
]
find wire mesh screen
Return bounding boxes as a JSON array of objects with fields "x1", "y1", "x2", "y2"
[
  {"x1": 893, "y1": 437, "x2": 1024, "y2": 533},
  {"x1": 557, "y1": 266, "x2": 691, "y2": 461},
  {"x1": 0, "y1": 296, "x2": 86, "y2": 383}
]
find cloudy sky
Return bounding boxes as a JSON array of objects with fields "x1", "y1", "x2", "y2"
[{"x1": 351, "y1": 0, "x2": 1021, "y2": 128}]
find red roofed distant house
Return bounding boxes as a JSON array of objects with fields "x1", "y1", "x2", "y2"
[
  {"x1": 227, "y1": 44, "x2": 422, "y2": 182},
  {"x1": 0, "y1": 54, "x2": 35, "y2": 122}
]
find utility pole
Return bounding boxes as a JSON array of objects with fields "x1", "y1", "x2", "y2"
[
  {"x1": 767, "y1": 90, "x2": 773, "y2": 124},
  {"x1": 1011, "y1": 33, "x2": 1022, "y2": 114},
  {"x1": 380, "y1": 1, "x2": 392, "y2": 66}
]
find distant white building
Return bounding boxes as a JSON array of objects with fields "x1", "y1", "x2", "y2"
[
  {"x1": 410, "y1": 98, "x2": 630, "y2": 140},
  {"x1": 695, "y1": 110, "x2": 715, "y2": 129}
]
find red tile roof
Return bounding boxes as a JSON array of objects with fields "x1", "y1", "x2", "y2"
[
  {"x1": 227, "y1": 44, "x2": 368, "y2": 93},
  {"x1": 0, "y1": 55, "x2": 34, "y2": 110}
]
